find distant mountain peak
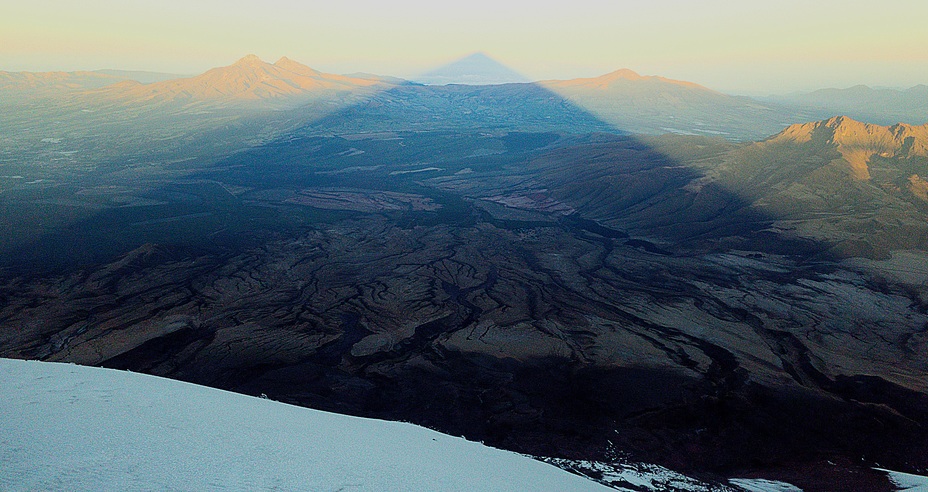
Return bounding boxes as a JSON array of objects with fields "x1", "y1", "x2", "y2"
[
  {"x1": 87, "y1": 54, "x2": 387, "y2": 106},
  {"x1": 599, "y1": 68, "x2": 644, "y2": 82},
  {"x1": 770, "y1": 116, "x2": 928, "y2": 180},
  {"x1": 415, "y1": 52, "x2": 529, "y2": 85},
  {"x1": 822, "y1": 114, "x2": 861, "y2": 131},
  {"x1": 273, "y1": 56, "x2": 321, "y2": 77},
  {"x1": 543, "y1": 69, "x2": 712, "y2": 92},
  {"x1": 233, "y1": 54, "x2": 265, "y2": 67},
  {"x1": 776, "y1": 115, "x2": 886, "y2": 142}
]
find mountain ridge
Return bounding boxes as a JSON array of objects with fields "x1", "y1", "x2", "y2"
[
  {"x1": 770, "y1": 85, "x2": 928, "y2": 127},
  {"x1": 543, "y1": 68, "x2": 712, "y2": 92},
  {"x1": 768, "y1": 116, "x2": 928, "y2": 179},
  {"x1": 537, "y1": 68, "x2": 781, "y2": 138},
  {"x1": 1, "y1": 56, "x2": 860, "y2": 141},
  {"x1": 91, "y1": 54, "x2": 387, "y2": 104},
  {"x1": 0, "y1": 70, "x2": 126, "y2": 95}
]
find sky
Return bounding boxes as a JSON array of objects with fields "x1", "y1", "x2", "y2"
[{"x1": 2, "y1": 0, "x2": 927, "y2": 94}]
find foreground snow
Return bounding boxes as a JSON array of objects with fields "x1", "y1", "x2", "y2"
[
  {"x1": 0, "y1": 358, "x2": 612, "y2": 491},
  {"x1": 728, "y1": 478, "x2": 802, "y2": 492},
  {"x1": 877, "y1": 468, "x2": 928, "y2": 492}
]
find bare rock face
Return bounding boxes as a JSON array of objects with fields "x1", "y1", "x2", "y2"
[{"x1": 768, "y1": 116, "x2": 928, "y2": 180}]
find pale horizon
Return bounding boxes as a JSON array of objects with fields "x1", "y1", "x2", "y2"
[{"x1": 2, "y1": 0, "x2": 928, "y2": 94}]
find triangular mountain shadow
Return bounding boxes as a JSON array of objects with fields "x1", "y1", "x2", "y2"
[
  {"x1": 2, "y1": 54, "x2": 928, "y2": 492},
  {"x1": 414, "y1": 52, "x2": 531, "y2": 85}
]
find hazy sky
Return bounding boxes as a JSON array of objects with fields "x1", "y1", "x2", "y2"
[{"x1": 2, "y1": 0, "x2": 926, "y2": 94}]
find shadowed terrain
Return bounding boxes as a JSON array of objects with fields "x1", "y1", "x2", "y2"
[{"x1": 2, "y1": 57, "x2": 927, "y2": 491}]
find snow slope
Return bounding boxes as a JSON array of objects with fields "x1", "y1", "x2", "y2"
[
  {"x1": 877, "y1": 468, "x2": 928, "y2": 492},
  {"x1": 0, "y1": 358, "x2": 612, "y2": 492},
  {"x1": 728, "y1": 478, "x2": 802, "y2": 492}
]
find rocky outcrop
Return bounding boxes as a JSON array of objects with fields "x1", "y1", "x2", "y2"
[{"x1": 768, "y1": 116, "x2": 928, "y2": 180}]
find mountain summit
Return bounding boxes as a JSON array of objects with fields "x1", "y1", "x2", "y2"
[
  {"x1": 415, "y1": 52, "x2": 530, "y2": 85},
  {"x1": 273, "y1": 56, "x2": 322, "y2": 77},
  {"x1": 545, "y1": 69, "x2": 711, "y2": 91},
  {"x1": 773, "y1": 115, "x2": 928, "y2": 153},
  {"x1": 769, "y1": 116, "x2": 928, "y2": 179},
  {"x1": 538, "y1": 68, "x2": 775, "y2": 137},
  {"x1": 91, "y1": 55, "x2": 388, "y2": 107},
  {"x1": 232, "y1": 53, "x2": 264, "y2": 67}
]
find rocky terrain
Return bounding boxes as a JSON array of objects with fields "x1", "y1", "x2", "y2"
[
  {"x1": 0, "y1": 54, "x2": 804, "y2": 170},
  {"x1": 2, "y1": 55, "x2": 928, "y2": 489},
  {"x1": 2, "y1": 120, "x2": 928, "y2": 490}
]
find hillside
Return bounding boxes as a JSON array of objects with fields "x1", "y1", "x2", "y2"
[
  {"x1": 3, "y1": 56, "x2": 928, "y2": 490},
  {"x1": 540, "y1": 69, "x2": 799, "y2": 139},
  {"x1": 0, "y1": 358, "x2": 615, "y2": 491},
  {"x1": 735, "y1": 117, "x2": 928, "y2": 256},
  {"x1": 3, "y1": 126, "x2": 928, "y2": 490},
  {"x1": 523, "y1": 117, "x2": 928, "y2": 258},
  {"x1": 0, "y1": 70, "x2": 125, "y2": 97},
  {"x1": 88, "y1": 55, "x2": 388, "y2": 108},
  {"x1": 0, "y1": 56, "x2": 402, "y2": 172},
  {"x1": 297, "y1": 69, "x2": 801, "y2": 140},
  {"x1": 767, "y1": 115, "x2": 928, "y2": 179}
]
